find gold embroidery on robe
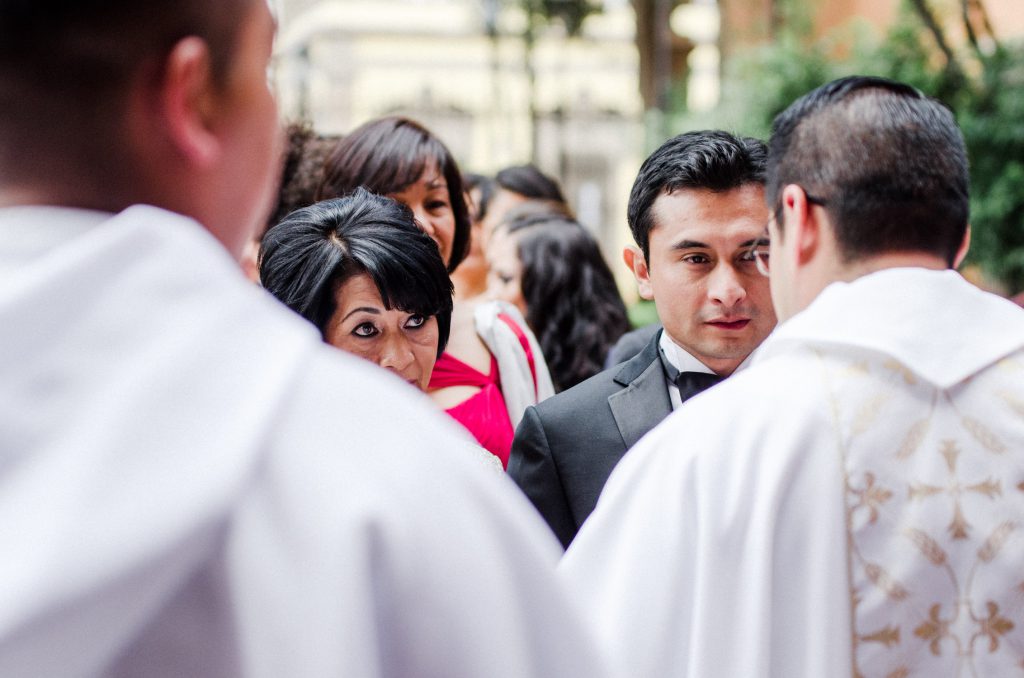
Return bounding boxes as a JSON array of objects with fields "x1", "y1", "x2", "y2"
[{"x1": 821, "y1": 350, "x2": 1024, "y2": 677}]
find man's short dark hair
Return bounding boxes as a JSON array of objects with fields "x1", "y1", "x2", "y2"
[
  {"x1": 768, "y1": 75, "x2": 969, "y2": 266},
  {"x1": 0, "y1": 0, "x2": 249, "y2": 182},
  {"x1": 259, "y1": 188, "x2": 454, "y2": 358},
  {"x1": 627, "y1": 131, "x2": 767, "y2": 260}
]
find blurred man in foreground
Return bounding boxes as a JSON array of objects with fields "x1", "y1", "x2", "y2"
[
  {"x1": 0, "y1": 2, "x2": 609, "y2": 676},
  {"x1": 561, "y1": 76, "x2": 1024, "y2": 677}
]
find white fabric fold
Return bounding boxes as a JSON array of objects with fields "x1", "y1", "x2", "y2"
[
  {"x1": 758, "y1": 268, "x2": 1024, "y2": 388},
  {"x1": 562, "y1": 267, "x2": 1024, "y2": 678},
  {"x1": 474, "y1": 300, "x2": 555, "y2": 428},
  {"x1": 0, "y1": 205, "x2": 610, "y2": 678}
]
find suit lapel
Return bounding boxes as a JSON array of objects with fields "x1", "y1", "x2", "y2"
[{"x1": 608, "y1": 331, "x2": 673, "y2": 451}]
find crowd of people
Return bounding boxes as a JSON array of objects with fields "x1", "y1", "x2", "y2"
[{"x1": 3, "y1": 1, "x2": 1024, "y2": 677}]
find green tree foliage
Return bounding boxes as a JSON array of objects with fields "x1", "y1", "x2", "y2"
[{"x1": 683, "y1": 0, "x2": 1024, "y2": 291}]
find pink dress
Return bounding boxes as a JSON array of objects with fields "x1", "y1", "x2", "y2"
[{"x1": 429, "y1": 353, "x2": 514, "y2": 468}]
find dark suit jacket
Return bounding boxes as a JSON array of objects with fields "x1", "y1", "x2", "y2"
[
  {"x1": 508, "y1": 330, "x2": 672, "y2": 548},
  {"x1": 603, "y1": 322, "x2": 661, "y2": 369}
]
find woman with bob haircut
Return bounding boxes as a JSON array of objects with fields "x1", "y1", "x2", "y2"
[
  {"x1": 317, "y1": 117, "x2": 554, "y2": 469},
  {"x1": 259, "y1": 188, "x2": 453, "y2": 393},
  {"x1": 488, "y1": 207, "x2": 630, "y2": 392}
]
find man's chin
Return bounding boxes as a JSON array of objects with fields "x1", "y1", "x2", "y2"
[{"x1": 693, "y1": 338, "x2": 760, "y2": 364}]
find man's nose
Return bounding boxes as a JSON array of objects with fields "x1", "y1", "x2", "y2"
[{"x1": 707, "y1": 262, "x2": 747, "y2": 307}]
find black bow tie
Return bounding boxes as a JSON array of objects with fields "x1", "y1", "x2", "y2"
[{"x1": 673, "y1": 371, "x2": 724, "y2": 403}]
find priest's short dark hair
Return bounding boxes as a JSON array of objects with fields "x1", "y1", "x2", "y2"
[
  {"x1": 0, "y1": 0, "x2": 248, "y2": 185},
  {"x1": 767, "y1": 75, "x2": 969, "y2": 267}
]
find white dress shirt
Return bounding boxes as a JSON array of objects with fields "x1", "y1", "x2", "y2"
[{"x1": 659, "y1": 331, "x2": 752, "y2": 410}]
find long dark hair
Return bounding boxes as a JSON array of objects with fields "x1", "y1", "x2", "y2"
[
  {"x1": 259, "y1": 188, "x2": 454, "y2": 357},
  {"x1": 503, "y1": 212, "x2": 630, "y2": 391},
  {"x1": 317, "y1": 116, "x2": 471, "y2": 273}
]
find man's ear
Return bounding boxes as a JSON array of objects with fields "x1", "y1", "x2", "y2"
[
  {"x1": 953, "y1": 224, "x2": 971, "y2": 269},
  {"x1": 623, "y1": 245, "x2": 654, "y2": 301},
  {"x1": 158, "y1": 36, "x2": 223, "y2": 168},
  {"x1": 780, "y1": 184, "x2": 820, "y2": 267}
]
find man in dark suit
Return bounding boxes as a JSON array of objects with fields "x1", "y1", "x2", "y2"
[{"x1": 508, "y1": 131, "x2": 777, "y2": 548}]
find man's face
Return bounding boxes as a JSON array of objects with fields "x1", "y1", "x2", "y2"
[
  {"x1": 212, "y1": 0, "x2": 281, "y2": 257},
  {"x1": 636, "y1": 184, "x2": 776, "y2": 375}
]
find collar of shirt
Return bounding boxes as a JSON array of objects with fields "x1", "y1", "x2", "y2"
[{"x1": 659, "y1": 331, "x2": 753, "y2": 410}]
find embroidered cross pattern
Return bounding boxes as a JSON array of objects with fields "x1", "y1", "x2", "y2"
[
  {"x1": 908, "y1": 440, "x2": 1002, "y2": 540},
  {"x1": 818, "y1": 353, "x2": 1024, "y2": 677}
]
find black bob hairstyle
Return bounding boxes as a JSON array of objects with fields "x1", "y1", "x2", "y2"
[
  {"x1": 259, "y1": 188, "x2": 454, "y2": 358},
  {"x1": 627, "y1": 131, "x2": 767, "y2": 262},
  {"x1": 316, "y1": 116, "x2": 471, "y2": 273},
  {"x1": 499, "y1": 207, "x2": 630, "y2": 392}
]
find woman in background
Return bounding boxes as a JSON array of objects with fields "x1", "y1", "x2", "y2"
[
  {"x1": 488, "y1": 208, "x2": 630, "y2": 392},
  {"x1": 477, "y1": 164, "x2": 567, "y2": 253},
  {"x1": 318, "y1": 116, "x2": 470, "y2": 273},
  {"x1": 240, "y1": 120, "x2": 338, "y2": 283},
  {"x1": 453, "y1": 172, "x2": 493, "y2": 301},
  {"x1": 317, "y1": 117, "x2": 553, "y2": 468}
]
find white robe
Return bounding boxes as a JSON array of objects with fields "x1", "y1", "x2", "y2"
[
  {"x1": 0, "y1": 205, "x2": 610, "y2": 678},
  {"x1": 561, "y1": 267, "x2": 1024, "y2": 678}
]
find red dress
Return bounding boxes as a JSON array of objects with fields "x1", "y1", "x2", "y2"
[{"x1": 428, "y1": 352, "x2": 514, "y2": 468}]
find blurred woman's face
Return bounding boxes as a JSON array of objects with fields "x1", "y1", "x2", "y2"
[
  {"x1": 389, "y1": 162, "x2": 456, "y2": 265},
  {"x1": 466, "y1": 185, "x2": 485, "y2": 260},
  {"x1": 325, "y1": 273, "x2": 440, "y2": 391},
  {"x1": 485, "y1": 228, "x2": 526, "y2": 316},
  {"x1": 479, "y1": 188, "x2": 526, "y2": 253}
]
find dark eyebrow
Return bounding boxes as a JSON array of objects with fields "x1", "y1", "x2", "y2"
[
  {"x1": 671, "y1": 239, "x2": 709, "y2": 251},
  {"x1": 342, "y1": 307, "x2": 381, "y2": 322}
]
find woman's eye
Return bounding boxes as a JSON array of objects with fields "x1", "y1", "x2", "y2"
[
  {"x1": 427, "y1": 200, "x2": 449, "y2": 211},
  {"x1": 406, "y1": 314, "x2": 426, "y2": 329},
  {"x1": 498, "y1": 273, "x2": 514, "y2": 285},
  {"x1": 353, "y1": 322, "x2": 378, "y2": 337}
]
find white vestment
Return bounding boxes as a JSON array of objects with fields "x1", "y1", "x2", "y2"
[
  {"x1": 0, "y1": 205, "x2": 610, "y2": 678},
  {"x1": 561, "y1": 267, "x2": 1024, "y2": 678}
]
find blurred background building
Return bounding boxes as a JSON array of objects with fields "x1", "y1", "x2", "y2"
[
  {"x1": 270, "y1": 0, "x2": 1024, "y2": 300},
  {"x1": 271, "y1": 0, "x2": 644, "y2": 266}
]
